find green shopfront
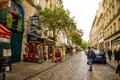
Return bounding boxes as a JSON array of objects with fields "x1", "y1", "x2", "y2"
[
  {"x1": 10, "y1": 0, "x2": 24, "y2": 63},
  {"x1": 0, "y1": 0, "x2": 24, "y2": 63}
]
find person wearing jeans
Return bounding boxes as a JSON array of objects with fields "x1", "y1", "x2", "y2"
[
  {"x1": 86, "y1": 47, "x2": 93, "y2": 71},
  {"x1": 89, "y1": 58, "x2": 93, "y2": 70}
]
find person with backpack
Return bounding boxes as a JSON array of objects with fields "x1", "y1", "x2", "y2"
[{"x1": 86, "y1": 47, "x2": 96, "y2": 71}]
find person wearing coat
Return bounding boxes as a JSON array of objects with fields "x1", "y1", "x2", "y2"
[
  {"x1": 86, "y1": 47, "x2": 95, "y2": 71},
  {"x1": 107, "y1": 49, "x2": 112, "y2": 60},
  {"x1": 114, "y1": 49, "x2": 118, "y2": 61},
  {"x1": 116, "y1": 48, "x2": 120, "y2": 63}
]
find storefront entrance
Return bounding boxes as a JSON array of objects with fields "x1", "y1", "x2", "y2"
[{"x1": 0, "y1": 24, "x2": 12, "y2": 60}]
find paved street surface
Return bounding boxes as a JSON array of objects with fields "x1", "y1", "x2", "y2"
[{"x1": 26, "y1": 51, "x2": 120, "y2": 80}]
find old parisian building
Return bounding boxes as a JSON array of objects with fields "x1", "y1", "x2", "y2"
[
  {"x1": 96, "y1": 2, "x2": 104, "y2": 50},
  {"x1": 89, "y1": 2, "x2": 103, "y2": 49},
  {"x1": 89, "y1": 0, "x2": 120, "y2": 51},
  {"x1": 102, "y1": 0, "x2": 120, "y2": 50},
  {"x1": 89, "y1": 16, "x2": 98, "y2": 49},
  {"x1": 22, "y1": 0, "x2": 63, "y2": 63}
]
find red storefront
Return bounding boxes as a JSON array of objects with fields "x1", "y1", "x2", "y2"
[{"x1": 0, "y1": 24, "x2": 12, "y2": 59}]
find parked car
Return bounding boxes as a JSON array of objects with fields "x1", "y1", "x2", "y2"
[{"x1": 92, "y1": 49, "x2": 106, "y2": 64}]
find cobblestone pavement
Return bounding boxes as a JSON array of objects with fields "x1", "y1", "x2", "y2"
[
  {"x1": 0, "y1": 51, "x2": 119, "y2": 80},
  {"x1": 107, "y1": 56, "x2": 117, "y2": 69},
  {"x1": 27, "y1": 51, "x2": 120, "y2": 80},
  {"x1": 0, "y1": 53, "x2": 72, "y2": 80}
]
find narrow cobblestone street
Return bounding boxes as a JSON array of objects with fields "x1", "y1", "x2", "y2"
[{"x1": 26, "y1": 51, "x2": 120, "y2": 80}]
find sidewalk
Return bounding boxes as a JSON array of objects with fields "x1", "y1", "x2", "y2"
[
  {"x1": 107, "y1": 56, "x2": 117, "y2": 69},
  {"x1": 0, "y1": 53, "x2": 74, "y2": 80}
]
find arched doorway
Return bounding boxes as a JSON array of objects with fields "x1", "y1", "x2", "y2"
[{"x1": 10, "y1": 1, "x2": 24, "y2": 63}]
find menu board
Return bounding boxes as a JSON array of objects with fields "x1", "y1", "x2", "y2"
[{"x1": 3, "y1": 49, "x2": 11, "y2": 57}]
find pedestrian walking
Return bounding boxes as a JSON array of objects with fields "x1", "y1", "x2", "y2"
[
  {"x1": 107, "y1": 49, "x2": 112, "y2": 60},
  {"x1": 113, "y1": 49, "x2": 118, "y2": 61},
  {"x1": 116, "y1": 61, "x2": 120, "y2": 76},
  {"x1": 117, "y1": 48, "x2": 120, "y2": 63},
  {"x1": 86, "y1": 47, "x2": 96, "y2": 71}
]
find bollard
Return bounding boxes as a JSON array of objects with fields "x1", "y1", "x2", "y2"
[
  {"x1": 2, "y1": 66, "x2": 6, "y2": 80},
  {"x1": 1, "y1": 57, "x2": 6, "y2": 80}
]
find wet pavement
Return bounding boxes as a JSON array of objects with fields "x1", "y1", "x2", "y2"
[
  {"x1": 0, "y1": 51, "x2": 119, "y2": 80},
  {"x1": 27, "y1": 51, "x2": 120, "y2": 80},
  {"x1": 107, "y1": 56, "x2": 117, "y2": 69},
  {"x1": 0, "y1": 53, "x2": 72, "y2": 80}
]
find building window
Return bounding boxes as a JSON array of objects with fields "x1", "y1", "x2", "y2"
[
  {"x1": 107, "y1": 29, "x2": 109, "y2": 37},
  {"x1": 37, "y1": 0, "x2": 40, "y2": 4},
  {"x1": 117, "y1": 0, "x2": 120, "y2": 10},
  {"x1": 110, "y1": 26, "x2": 112, "y2": 35},
  {"x1": 45, "y1": 0, "x2": 48, "y2": 8},
  {"x1": 37, "y1": 0, "x2": 40, "y2": 7},
  {"x1": 109, "y1": 10, "x2": 111, "y2": 21},
  {"x1": 112, "y1": 5, "x2": 115, "y2": 17},
  {"x1": 119, "y1": 18, "x2": 120, "y2": 30},
  {"x1": 113, "y1": 23, "x2": 116, "y2": 33},
  {"x1": 104, "y1": 31, "x2": 106, "y2": 38},
  {"x1": 106, "y1": 14, "x2": 108, "y2": 24}
]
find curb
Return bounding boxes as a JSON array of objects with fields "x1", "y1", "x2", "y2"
[
  {"x1": 24, "y1": 55, "x2": 73, "y2": 80},
  {"x1": 107, "y1": 62, "x2": 116, "y2": 69}
]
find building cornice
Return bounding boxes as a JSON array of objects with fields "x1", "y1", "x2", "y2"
[{"x1": 104, "y1": 30, "x2": 120, "y2": 40}]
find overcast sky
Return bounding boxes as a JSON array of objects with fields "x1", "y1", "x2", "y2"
[{"x1": 62, "y1": 0, "x2": 102, "y2": 41}]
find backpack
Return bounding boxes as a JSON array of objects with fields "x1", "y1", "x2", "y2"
[{"x1": 91, "y1": 50, "x2": 96, "y2": 59}]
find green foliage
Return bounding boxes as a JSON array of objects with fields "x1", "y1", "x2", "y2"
[
  {"x1": 6, "y1": 13, "x2": 13, "y2": 28},
  {"x1": 71, "y1": 35, "x2": 82, "y2": 46},
  {"x1": 81, "y1": 40, "x2": 89, "y2": 49},
  {"x1": 0, "y1": 8, "x2": 7, "y2": 23},
  {"x1": 38, "y1": 7, "x2": 75, "y2": 40},
  {"x1": 38, "y1": 7, "x2": 83, "y2": 44},
  {"x1": 16, "y1": 0, "x2": 24, "y2": 3},
  {"x1": 17, "y1": 17, "x2": 22, "y2": 32}
]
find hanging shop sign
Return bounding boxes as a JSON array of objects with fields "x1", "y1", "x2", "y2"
[
  {"x1": 27, "y1": 14, "x2": 43, "y2": 43},
  {"x1": 29, "y1": 14, "x2": 42, "y2": 36},
  {"x1": 3, "y1": 49, "x2": 11, "y2": 57}
]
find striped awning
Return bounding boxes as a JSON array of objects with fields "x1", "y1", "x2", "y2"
[{"x1": 0, "y1": 24, "x2": 12, "y2": 38}]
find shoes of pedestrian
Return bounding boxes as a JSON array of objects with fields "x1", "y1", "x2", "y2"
[{"x1": 88, "y1": 69, "x2": 92, "y2": 71}]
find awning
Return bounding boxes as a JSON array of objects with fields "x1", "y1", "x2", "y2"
[
  {"x1": 27, "y1": 33, "x2": 55, "y2": 45},
  {"x1": 0, "y1": 24, "x2": 12, "y2": 38},
  {"x1": 45, "y1": 39, "x2": 55, "y2": 45},
  {"x1": 27, "y1": 33, "x2": 45, "y2": 43}
]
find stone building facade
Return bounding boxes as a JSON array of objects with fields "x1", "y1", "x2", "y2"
[
  {"x1": 102, "y1": 0, "x2": 120, "y2": 50},
  {"x1": 89, "y1": 0, "x2": 120, "y2": 51},
  {"x1": 21, "y1": 0, "x2": 63, "y2": 63}
]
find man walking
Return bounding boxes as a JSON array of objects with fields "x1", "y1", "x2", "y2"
[
  {"x1": 107, "y1": 49, "x2": 112, "y2": 60},
  {"x1": 86, "y1": 47, "x2": 95, "y2": 71},
  {"x1": 113, "y1": 49, "x2": 118, "y2": 61},
  {"x1": 116, "y1": 48, "x2": 120, "y2": 63}
]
